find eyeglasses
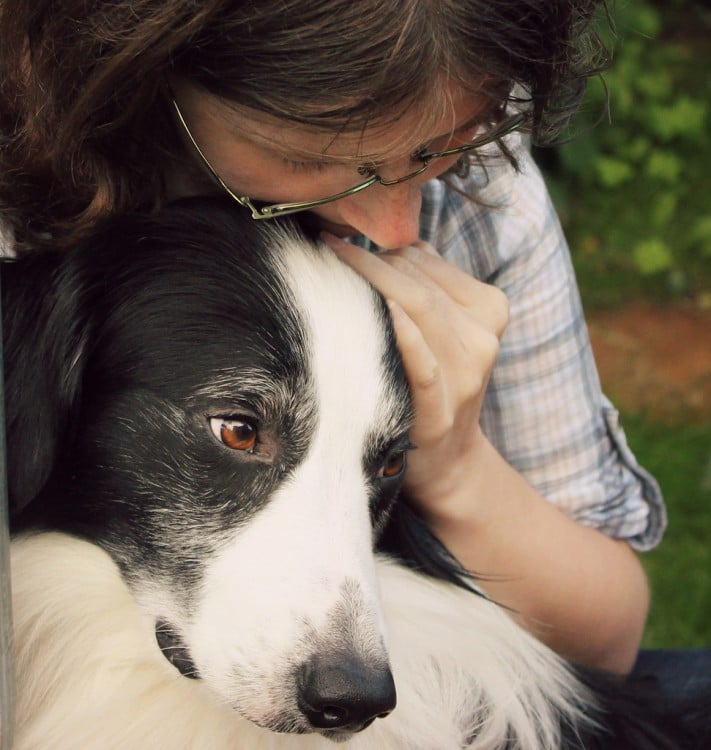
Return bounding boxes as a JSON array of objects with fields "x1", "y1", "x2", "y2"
[{"x1": 172, "y1": 97, "x2": 529, "y2": 221}]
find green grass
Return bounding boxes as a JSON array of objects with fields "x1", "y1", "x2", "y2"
[{"x1": 618, "y1": 414, "x2": 711, "y2": 647}]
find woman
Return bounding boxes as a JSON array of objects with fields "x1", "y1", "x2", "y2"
[{"x1": 0, "y1": 0, "x2": 665, "y2": 675}]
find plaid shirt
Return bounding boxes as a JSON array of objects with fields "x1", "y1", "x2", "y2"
[{"x1": 369, "y1": 138, "x2": 666, "y2": 551}]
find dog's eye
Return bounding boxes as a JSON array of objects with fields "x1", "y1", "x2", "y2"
[
  {"x1": 209, "y1": 417, "x2": 257, "y2": 452},
  {"x1": 377, "y1": 450, "x2": 407, "y2": 480}
]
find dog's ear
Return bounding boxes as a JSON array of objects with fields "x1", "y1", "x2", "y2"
[
  {"x1": 378, "y1": 500, "x2": 486, "y2": 597},
  {"x1": 1, "y1": 253, "x2": 90, "y2": 519}
]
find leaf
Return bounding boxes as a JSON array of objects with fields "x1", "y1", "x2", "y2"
[
  {"x1": 636, "y1": 71, "x2": 673, "y2": 100},
  {"x1": 633, "y1": 238, "x2": 674, "y2": 275},
  {"x1": 626, "y1": 136, "x2": 652, "y2": 163},
  {"x1": 595, "y1": 156, "x2": 635, "y2": 188},
  {"x1": 647, "y1": 97, "x2": 707, "y2": 143},
  {"x1": 651, "y1": 193, "x2": 678, "y2": 228},
  {"x1": 645, "y1": 151, "x2": 683, "y2": 184}
]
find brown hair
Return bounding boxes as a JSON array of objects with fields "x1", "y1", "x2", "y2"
[{"x1": 0, "y1": 0, "x2": 610, "y2": 252}]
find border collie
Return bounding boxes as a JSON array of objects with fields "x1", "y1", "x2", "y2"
[{"x1": 3, "y1": 198, "x2": 709, "y2": 749}]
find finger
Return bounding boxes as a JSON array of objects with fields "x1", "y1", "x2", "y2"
[
  {"x1": 373, "y1": 253, "x2": 505, "y2": 380},
  {"x1": 325, "y1": 239, "x2": 495, "y2": 391},
  {"x1": 324, "y1": 234, "x2": 508, "y2": 339},
  {"x1": 324, "y1": 235, "x2": 457, "y2": 322},
  {"x1": 386, "y1": 299, "x2": 451, "y2": 442},
  {"x1": 381, "y1": 244, "x2": 509, "y2": 338}
]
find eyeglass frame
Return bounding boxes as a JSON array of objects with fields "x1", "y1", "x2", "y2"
[{"x1": 171, "y1": 97, "x2": 530, "y2": 220}]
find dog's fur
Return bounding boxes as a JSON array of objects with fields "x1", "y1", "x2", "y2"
[{"x1": 3, "y1": 198, "x2": 709, "y2": 749}]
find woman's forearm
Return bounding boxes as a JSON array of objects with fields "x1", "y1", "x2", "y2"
[{"x1": 421, "y1": 433, "x2": 650, "y2": 674}]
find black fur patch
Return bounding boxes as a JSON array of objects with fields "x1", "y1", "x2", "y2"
[{"x1": 3, "y1": 200, "x2": 319, "y2": 594}]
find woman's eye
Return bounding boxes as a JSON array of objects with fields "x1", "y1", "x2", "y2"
[
  {"x1": 357, "y1": 162, "x2": 377, "y2": 177},
  {"x1": 283, "y1": 158, "x2": 328, "y2": 174},
  {"x1": 377, "y1": 450, "x2": 407, "y2": 480},
  {"x1": 209, "y1": 417, "x2": 258, "y2": 452}
]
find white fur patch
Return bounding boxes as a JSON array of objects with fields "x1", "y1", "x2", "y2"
[
  {"x1": 160, "y1": 235, "x2": 406, "y2": 727},
  {"x1": 11, "y1": 533, "x2": 594, "y2": 750}
]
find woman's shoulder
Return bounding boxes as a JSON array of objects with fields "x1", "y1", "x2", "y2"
[{"x1": 420, "y1": 136, "x2": 557, "y2": 281}]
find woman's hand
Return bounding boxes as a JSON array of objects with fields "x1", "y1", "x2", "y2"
[
  {"x1": 323, "y1": 235, "x2": 509, "y2": 519},
  {"x1": 323, "y1": 234, "x2": 650, "y2": 674}
]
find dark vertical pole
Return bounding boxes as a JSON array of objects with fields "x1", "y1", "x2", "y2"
[{"x1": 0, "y1": 271, "x2": 15, "y2": 749}]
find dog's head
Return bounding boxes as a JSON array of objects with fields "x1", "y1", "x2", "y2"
[{"x1": 3, "y1": 198, "x2": 413, "y2": 737}]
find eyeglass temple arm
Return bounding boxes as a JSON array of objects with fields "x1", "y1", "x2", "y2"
[{"x1": 172, "y1": 98, "x2": 380, "y2": 220}]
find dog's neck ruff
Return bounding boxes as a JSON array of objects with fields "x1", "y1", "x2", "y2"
[{"x1": 11, "y1": 532, "x2": 593, "y2": 750}]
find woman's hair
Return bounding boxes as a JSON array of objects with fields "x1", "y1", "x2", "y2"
[{"x1": 0, "y1": 0, "x2": 610, "y2": 251}]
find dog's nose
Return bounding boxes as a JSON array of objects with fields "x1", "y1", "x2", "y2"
[{"x1": 297, "y1": 656, "x2": 397, "y2": 732}]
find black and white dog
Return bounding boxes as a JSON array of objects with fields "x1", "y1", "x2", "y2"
[{"x1": 3, "y1": 198, "x2": 708, "y2": 749}]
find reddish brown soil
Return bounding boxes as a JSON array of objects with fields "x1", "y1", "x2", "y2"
[{"x1": 587, "y1": 302, "x2": 711, "y2": 422}]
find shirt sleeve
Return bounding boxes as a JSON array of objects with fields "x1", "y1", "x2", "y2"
[{"x1": 417, "y1": 140, "x2": 666, "y2": 551}]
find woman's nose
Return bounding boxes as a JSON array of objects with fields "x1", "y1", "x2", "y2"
[{"x1": 336, "y1": 181, "x2": 423, "y2": 249}]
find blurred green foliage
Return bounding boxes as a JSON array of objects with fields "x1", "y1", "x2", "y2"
[
  {"x1": 537, "y1": 0, "x2": 711, "y2": 308},
  {"x1": 622, "y1": 415, "x2": 711, "y2": 647}
]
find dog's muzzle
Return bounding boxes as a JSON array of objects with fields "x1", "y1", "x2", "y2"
[{"x1": 154, "y1": 621, "x2": 396, "y2": 737}]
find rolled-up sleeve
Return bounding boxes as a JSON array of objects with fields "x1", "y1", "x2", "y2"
[{"x1": 418, "y1": 142, "x2": 666, "y2": 550}]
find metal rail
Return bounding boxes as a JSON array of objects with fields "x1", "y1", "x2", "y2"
[{"x1": 0, "y1": 273, "x2": 15, "y2": 750}]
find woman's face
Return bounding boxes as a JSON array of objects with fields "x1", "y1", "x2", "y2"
[{"x1": 172, "y1": 82, "x2": 491, "y2": 249}]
